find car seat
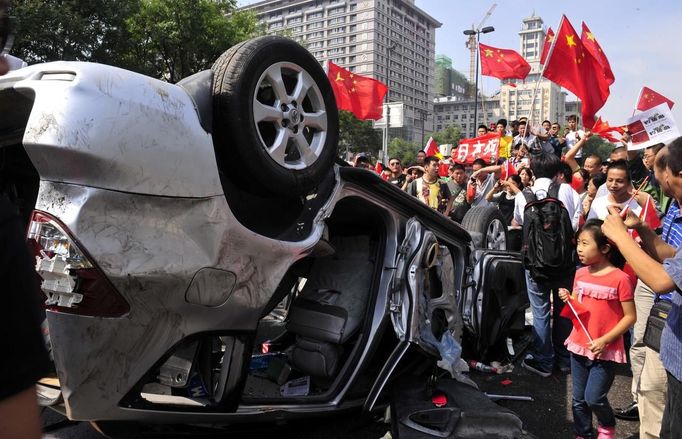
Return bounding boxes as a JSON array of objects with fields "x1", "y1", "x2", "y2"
[{"x1": 286, "y1": 235, "x2": 374, "y2": 378}]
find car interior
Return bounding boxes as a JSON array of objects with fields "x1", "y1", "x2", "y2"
[{"x1": 242, "y1": 196, "x2": 388, "y2": 401}]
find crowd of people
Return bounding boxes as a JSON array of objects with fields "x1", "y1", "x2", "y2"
[
  {"x1": 353, "y1": 116, "x2": 681, "y2": 439},
  {"x1": 354, "y1": 117, "x2": 597, "y2": 234}
]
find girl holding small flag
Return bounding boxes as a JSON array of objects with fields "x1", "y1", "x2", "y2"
[{"x1": 558, "y1": 219, "x2": 636, "y2": 439}]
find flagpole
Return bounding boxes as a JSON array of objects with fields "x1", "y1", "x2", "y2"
[
  {"x1": 530, "y1": 16, "x2": 564, "y2": 130},
  {"x1": 480, "y1": 81, "x2": 487, "y2": 128},
  {"x1": 632, "y1": 86, "x2": 644, "y2": 117},
  {"x1": 382, "y1": 95, "x2": 388, "y2": 163}
]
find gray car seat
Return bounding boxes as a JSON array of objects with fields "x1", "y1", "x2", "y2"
[{"x1": 286, "y1": 235, "x2": 374, "y2": 378}]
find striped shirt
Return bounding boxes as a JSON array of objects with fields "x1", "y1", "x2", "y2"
[
  {"x1": 660, "y1": 201, "x2": 682, "y2": 381},
  {"x1": 662, "y1": 201, "x2": 682, "y2": 248}
]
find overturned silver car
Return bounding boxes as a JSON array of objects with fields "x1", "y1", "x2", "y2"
[{"x1": 1, "y1": 36, "x2": 530, "y2": 438}]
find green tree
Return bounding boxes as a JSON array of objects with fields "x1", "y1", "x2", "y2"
[
  {"x1": 12, "y1": 0, "x2": 139, "y2": 66},
  {"x1": 388, "y1": 137, "x2": 419, "y2": 166},
  {"x1": 10, "y1": 0, "x2": 263, "y2": 83},
  {"x1": 430, "y1": 124, "x2": 462, "y2": 146},
  {"x1": 583, "y1": 135, "x2": 614, "y2": 160},
  {"x1": 124, "y1": 0, "x2": 262, "y2": 82},
  {"x1": 338, "y1": 110, "x2": 382, "y2": 157}
]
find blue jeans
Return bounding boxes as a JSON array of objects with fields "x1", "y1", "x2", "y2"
[
  {"x1": 525, "y1": 270, "x2": 573, "y2": 370},
  {"x1": 571, "y1": 354, "x2": 616, "y2": 438}
]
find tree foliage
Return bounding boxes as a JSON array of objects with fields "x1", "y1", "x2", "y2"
[
  {"x1": 125, "y1": 0, "x2": 262, "y2": 82},
  {"x1": 430, "y1": 124, "x2": 462, "y2": 146},
  {"x1": 388, "y1": 137, "x2": 419, "y2": 166},
  {"x1": 12, "y1": 0, "x2": 138, "y2": 66},
  {"x1": 10, "y1": 0, "x2": 263, "y2": 82},
  {"x1": 583, "y1": 135, "x2": 615, "y2": 160},
  {"x1": 338, "y1": 110, "x2": 382, "y2": 156}
]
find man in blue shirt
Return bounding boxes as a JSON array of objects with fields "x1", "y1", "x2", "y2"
[
  {"x1": 627, "y1": 146, "x2": 680, "y2": 438},
  {"x1": 603, "y1": 137, "x2": 682, "y2": 438}
]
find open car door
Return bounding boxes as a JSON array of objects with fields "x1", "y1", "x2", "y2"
[
  {"x1": 460, "y1": 249, "x2": 528, "y2": 361},
  {"x1": 365, "y1": 218, "x2": 462, "y2": 411}
]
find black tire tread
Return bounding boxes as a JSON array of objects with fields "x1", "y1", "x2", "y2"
[
  {"x1": 211, "y1": 36, "x2": 338, "y2": 196},
  {"x1": 461, "y1": 206, "x2": 508, "y2": 248}
]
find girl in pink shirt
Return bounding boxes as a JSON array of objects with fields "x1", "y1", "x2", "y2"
[{"x1": 558, "y1": 220, "x2": 636, "y2": 439}]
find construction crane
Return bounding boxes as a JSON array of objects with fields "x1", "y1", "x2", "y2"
[{"x1": 465, "y1": 4, "x2": 497, "y2": 98}]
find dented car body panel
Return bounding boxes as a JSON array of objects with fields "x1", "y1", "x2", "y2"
[{"x1": 1, "y1": 62, "x2": 222, "y2": 197}]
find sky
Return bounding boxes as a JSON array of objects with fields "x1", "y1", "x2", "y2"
[{"x1": 238, "y1": 0, "x2": 682, "y2": 125}]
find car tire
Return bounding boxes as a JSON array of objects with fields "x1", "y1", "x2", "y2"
[
  {"x1": 212, "y1": 36, "x2": 339, "y2": 196},
  {"x1": 461, "y1": 206, "x2": 508, "y2": 250}
]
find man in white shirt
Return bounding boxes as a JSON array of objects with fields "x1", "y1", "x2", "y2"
[
  {"x1": 513, "y1": 120, "x2": 537, "y2": 150},
  {"x1": 513, "y1": 152, "x2": 582, "y2": 377},
  {"x1": 564, "y1": 115, "x2": 585, "y2": 163}
]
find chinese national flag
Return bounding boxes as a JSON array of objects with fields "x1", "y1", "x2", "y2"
[
  {"x1": 479, "y1": 43, "x2": 531, "y2": 80},
  {"x1": 591, "y1": 117, "x2": 624, "y2": 143},
  {"x1": 499, "y1": 159, "x2": 517, "y2": 180},
  {"x1": 559, "y1": 297, "x2": 592, "y2": 341},
  {"x1": 327, "y1": 61, "x2": 388, "y2": 120},
  {"x1": 543, "y1": 15, "x2": 610, "y2": 129},
  {"x1": 581, "y1": 22, "x2": 615, "y2": 86},
  {"x1": 540, "y1": 27, "x2": 554, "y2": 65},
  {"x1": 636, "y1": 86, "x2": 675, "y2": 111},
  {"x1": 424, "y1": 136, "x2": 443, "y2": 160}
]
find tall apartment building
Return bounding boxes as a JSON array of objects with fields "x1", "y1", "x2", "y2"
[
  {"x1": 499, "y1": 14, "x2": 566, "y2": 124},
  {"x1": 434, "y1": 13, "x2": 582, "y2": 138},
  {"x1": 241, "y1": 0, "x2": 441, "y2": 144},
  {"x1": 434, "y1": 55, "x2": 470, "y2": 100}
]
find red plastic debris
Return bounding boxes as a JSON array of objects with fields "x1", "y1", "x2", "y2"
[
  {"x1": 501, "y1": 379, "x2": 513, "y2": 386},
  {"x1": 432, "y1": 392, "x2": 448, "y2": 407}
]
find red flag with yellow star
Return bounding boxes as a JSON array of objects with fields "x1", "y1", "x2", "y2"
[
  {"x1": 424, "y1": 136, "x2": 443, "y2": 160},
  {"x1": 636, "y1": 86, "x2": 674, "y2": 111},
  {"x1": 591, "y1": 117, "x2": 624, "y2": 143},
  {"x1": 581, "y1": 22, "x2": 615, "y2": 85},
  {"x1": 479, "y1": 43, "x2": 531, "y2": 80},
  {"x1": 543, "y1": 15, "x2": 610, "y2": 129},
  {"x1": 540, "y1": 27, "x2": 554, "y2": 65},
  {"x1": 327, "y1": 61, "x2": 388, "y2": 120}
]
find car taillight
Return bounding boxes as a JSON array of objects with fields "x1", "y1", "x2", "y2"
[{"x1": 27, "y1": 210, "x2": 129, "y2": 317}]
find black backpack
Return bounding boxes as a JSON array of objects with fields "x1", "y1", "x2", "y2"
[{"x1": 521, "y1": 183, "x2": 575, "y2": 282}]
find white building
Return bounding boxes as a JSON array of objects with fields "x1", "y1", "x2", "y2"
[
  {"x1": 241, "y1": 0, "x2": 441, "y2": 144},
  {"x1": 499, "y1": 14, "x2": 567, "y2": 125},
  {"x1": 433, "y1": 94, "x2": 503, "y2": 138},
  {"x1": 434, "y1": 13, "x2": 582, "y2": 136}
]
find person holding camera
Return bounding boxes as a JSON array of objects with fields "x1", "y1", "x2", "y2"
[
  {"x1": 466, "y1": 158, "x2": 496, "y2": 208},
  {"x1": 486, "y1": 175, "x2": 523, "y2": 226}
]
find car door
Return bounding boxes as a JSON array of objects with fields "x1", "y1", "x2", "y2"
[
  {"x1": 365, "y1": 217, "x2": 462, "y2": 411},
  {"x1": 461, "y1": 249, "x2": 528, "y2": 361}
]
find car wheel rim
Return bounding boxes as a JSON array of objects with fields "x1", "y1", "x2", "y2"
[
  {"x1": 486, "y1": 219, "x2": 507, "y2": 250},
  {"x1": 253, "y1": 61, "x2": 328, "y2": 170}
]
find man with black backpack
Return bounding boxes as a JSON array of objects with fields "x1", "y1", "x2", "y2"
[{"x1": 513, "y1": 152, "x2": 582, "y2": 377}]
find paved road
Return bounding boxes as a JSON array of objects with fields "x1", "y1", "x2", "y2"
[
  {"x1": 41, "y1": 363, "x2": 640, "y2": 439},
  {"x1": 470, "y1": 361, "x2": 639, "y2": 439},
  {"x1": 41, "y1": 406, "x2": 391, "y2": 439},
  {"x1": 40, "y1": 325, "x2": 640, "y2": 439}
]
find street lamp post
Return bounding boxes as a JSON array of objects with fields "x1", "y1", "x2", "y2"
[
  {"x1": 419, "y1": 109, "x2": 429, "y2": 146},
  {"x1": 463, "y1": 26, "x2": 494, "y2": 137},
  {"x1": 381, "y1": 42, "x2": 397, "y2": 163}
]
